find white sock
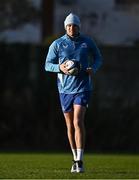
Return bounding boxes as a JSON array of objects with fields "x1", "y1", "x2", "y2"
[
  {"x1": 71, "y1": 149, "x2": 77, "y2": 161},
  {"x1": 76, "y1": 148, "x2": 84, "y2": 161}
]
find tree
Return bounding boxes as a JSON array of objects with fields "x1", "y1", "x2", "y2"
[{"x1": 0, "y1": 0, "x2": 40, "y2": 31}]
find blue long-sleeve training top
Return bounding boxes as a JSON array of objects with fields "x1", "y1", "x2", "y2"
[{"x1": 45, "y1": 34, "x2": 103, "y2": 94}]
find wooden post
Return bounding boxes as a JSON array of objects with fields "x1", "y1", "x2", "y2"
[{"x1": 41, "y1": 0, "x2": 54, "y2": 41}]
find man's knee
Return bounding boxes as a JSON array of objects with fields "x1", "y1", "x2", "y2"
[{"x1": 74, "y1": 119, "x2": 84, "y2": 129}]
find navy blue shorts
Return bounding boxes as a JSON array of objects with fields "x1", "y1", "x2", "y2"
[{"x1": 59, "y1": 91, "x2": 91, "y2": 113}]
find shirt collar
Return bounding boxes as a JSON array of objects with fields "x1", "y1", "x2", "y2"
[{"x1": 66, "y1": 33, "x2": 80, "y2": 41}]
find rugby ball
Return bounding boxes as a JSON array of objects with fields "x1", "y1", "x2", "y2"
[{"x1": 64, "y1": 60, "x2": 81, "y2": 76}]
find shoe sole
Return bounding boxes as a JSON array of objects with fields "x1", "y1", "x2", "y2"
[{"x1": 76, "y1": 170, "x2": 84, "y2": 173}]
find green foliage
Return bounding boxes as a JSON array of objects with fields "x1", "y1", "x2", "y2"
[{"x1": 0, "y1": 153, "x2": 138, "y2": 179}]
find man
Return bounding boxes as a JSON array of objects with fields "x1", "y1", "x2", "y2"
[{"x1": 45, "y1": 13, "x2": 103, "y2": 173}]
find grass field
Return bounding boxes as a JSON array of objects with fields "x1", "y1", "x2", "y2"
[{"x1": 0, "y1": 153, "x2": 139, "y2": 179}]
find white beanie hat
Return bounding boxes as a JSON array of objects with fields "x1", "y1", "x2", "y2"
[{"x1": 64, "y1": 13, "x2": 81, "y2": 29}]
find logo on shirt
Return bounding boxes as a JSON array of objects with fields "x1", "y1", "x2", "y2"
[
  {"x1": 62, "y1": 43, "x2": 68, "y2": 48},
  {"x1": 81, "y1": 43, "x2": 87, "y2": 48}
]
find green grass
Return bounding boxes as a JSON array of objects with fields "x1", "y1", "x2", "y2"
[{"x1": 0, "y1": 153, "x2": 139, "y2": 179}]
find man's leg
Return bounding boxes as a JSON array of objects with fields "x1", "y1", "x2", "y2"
[
  {"x1": 64, "y1": 111, "x2": 77, "y2": 172},
  {"x1": 73, "y1": 104, "x2": 86, "y2": 149},
  {"x1": 64, "y1": 111, "x2": 76, "y2": 151},
  {"x1": 73, "y1": 104, "x2": 86, "y2": 172}
]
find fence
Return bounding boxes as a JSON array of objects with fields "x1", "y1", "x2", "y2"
[{"x1": 0, "y1": 44, "x2": 139, "y2": 152}]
